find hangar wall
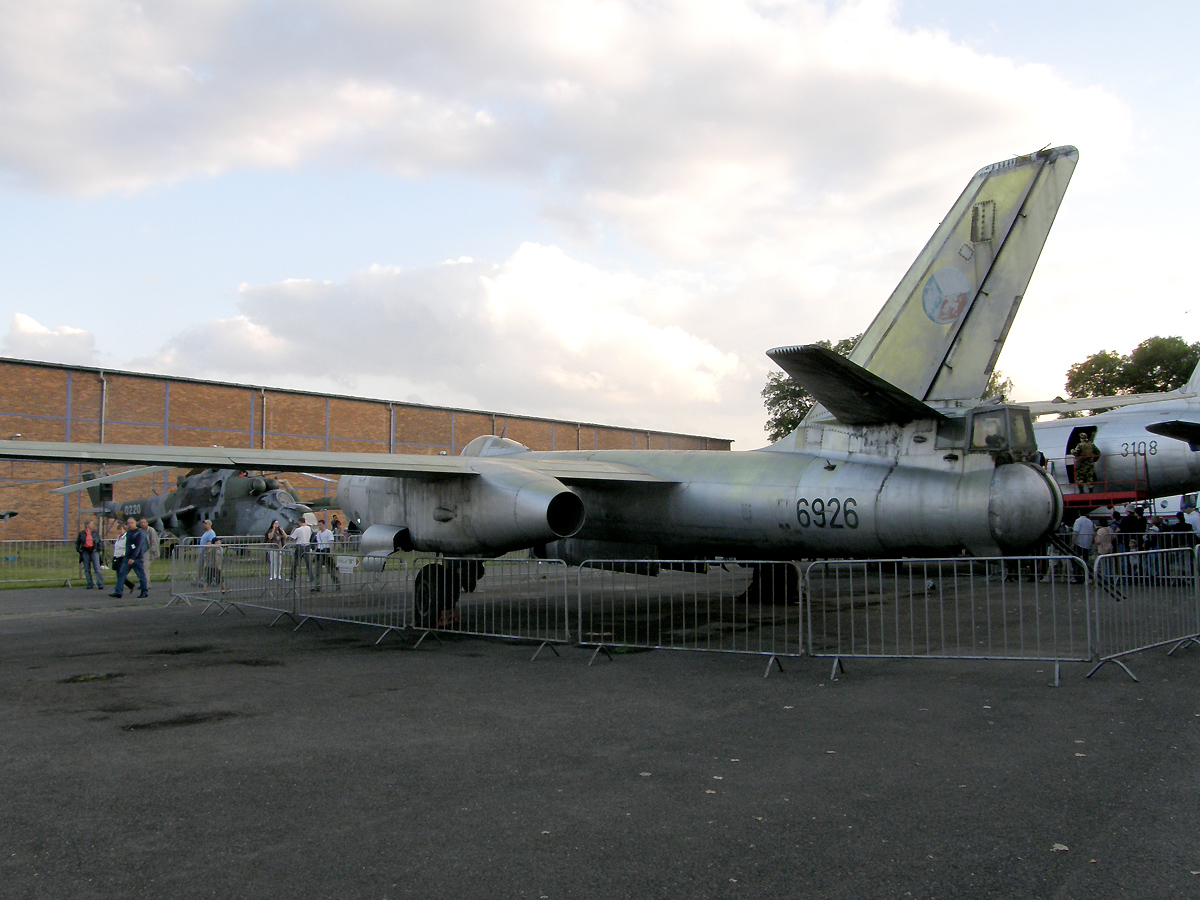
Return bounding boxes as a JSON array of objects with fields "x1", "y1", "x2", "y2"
[{"x1": 0, "y1": 358, "x2": 731, "y2": 540}]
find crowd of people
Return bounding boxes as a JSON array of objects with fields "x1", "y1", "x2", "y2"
[
  {"x1": 266, "y1": 515, "x2": 348, "y2": 590},
  {"x1": 1068, "y1": 502, "x2": 1200, "y2": 581},
  {"x1": 73, "y1": 516, "x2": 161, "y2": 596},
  {"x1": 73, "y1": 514, "x2": 359, "y2": 595}
]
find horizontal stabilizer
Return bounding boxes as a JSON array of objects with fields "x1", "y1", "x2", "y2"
[
  {"x1": 1145, "y1": 420, "x2": 1200, "y2": 451},
  {"x1": 767, "y1": 345, "x2": 946, "y2": 426}
]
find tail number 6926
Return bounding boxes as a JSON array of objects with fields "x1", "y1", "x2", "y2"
[{"x1": 796, "y1": 497, "x2": 858, "y2": 529}]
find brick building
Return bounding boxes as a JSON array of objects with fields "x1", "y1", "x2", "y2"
[{"x1": 0, "y1": 358, "x2": 731, "y2": 540}]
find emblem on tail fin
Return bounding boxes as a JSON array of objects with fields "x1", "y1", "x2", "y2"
[{"x1": 921, "y1": 267, "x2": 972, "y2": 325}]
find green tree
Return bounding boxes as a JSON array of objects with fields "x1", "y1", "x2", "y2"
[
  {"x1": 762, "y1": 335, "x2": 859, "y2": 442},
  {"x1": 984, "y1": 369, "x2": 1013, "y2": 402},
  {"x1": 1064, "y1": 349, "x2": 1128, "y2": 399},
  {"x1": 1123, "y1": 336, "x2": 1200, "y2": 393},
  {"x1": 1065, "y1": 336, "x2": 1199, "y2": 401}
]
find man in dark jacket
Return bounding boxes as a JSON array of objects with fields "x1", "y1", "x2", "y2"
[
  {"x1": 74, "y1": 520, "x2": 104, "y2": 589},
  {"x1": 110, "y1": 517, "x2": 149, "y2": 598}
]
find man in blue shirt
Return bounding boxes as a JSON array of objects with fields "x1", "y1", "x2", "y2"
[{"x1": 110, "y1": 517, "x2": 149, "y2": 598}]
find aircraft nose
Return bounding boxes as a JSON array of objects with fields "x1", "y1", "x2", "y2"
[{"x1": 987, "y1": 462, "x2": 1062, "y2": 550}]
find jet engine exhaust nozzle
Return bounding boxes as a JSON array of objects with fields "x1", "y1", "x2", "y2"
[
  {"x1": 547, "y1": 490, "x2": 585, "y2": 538},
  {"x1": 988, "y1": 462, "x2": 1062, "y2": 551}
]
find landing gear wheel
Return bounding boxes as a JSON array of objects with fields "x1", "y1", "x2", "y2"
[
  {"x1": 413, "y1": 563, "x2": 461, "y2": 628},
  {"x1": 454, "y1": 559, "x2": 487, "y2": 595},
  {"x1": 740, "y1": 563, "x2": 801, "y2": 606}
]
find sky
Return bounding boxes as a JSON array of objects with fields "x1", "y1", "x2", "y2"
[{"x1": 0, "y1": 0, "x2": 1195, "y2": 449}]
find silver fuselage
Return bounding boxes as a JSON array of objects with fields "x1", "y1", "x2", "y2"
[
  {"x1": 1035, "y1": 397, "x2": 1200, "y2": 498},
  {"x1": 340, "y1": 417, "x2": 1061, "y2": 560}
]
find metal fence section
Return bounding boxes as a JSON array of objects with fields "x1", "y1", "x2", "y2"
[
  {"x1": 411, "y1": 557, "x2": 572, "y2": 653},
  {"x1": 805, "y1": 557, "x2": 1093, "y2": 671},
  {"x1": 576, "y1": 561, "x2": 804, "y2": 671},
  {"x1": 0, "y1": 540, "x2": 87, "y2": 587},
  {"x1": 1088, "y1": 547, "x2": 1200, "y2": 680},
  {"x1": 0, "y1": 539, "x2": 173, "y2": 587},
  {"x1": 170, "y1": 543, "x2": 408, "y2": 638}
]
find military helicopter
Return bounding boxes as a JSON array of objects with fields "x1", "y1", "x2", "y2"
[{"x1": 54, "y1": 467, "x2": 315, "y2": 540}]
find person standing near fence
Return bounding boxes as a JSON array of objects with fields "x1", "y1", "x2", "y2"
[
  {"x1": 138, "y1": 519, "x2": 159, "y2": 566},
  {"x1": 110, "y1": 517, "x2": 149, "y2": 598},
  {"x1": 1183, "y1": 503, "x2": 1200, "y2": 535},
  {"x1": 201, "y1": 538, "x2": 225, "y2": 591},
  {"x1": 288, "y1": 518, "x2": 315, "y2": 583},
  {"x1": 75, "y1": 520, "x2": 104, "y2": 590},
  {"x1": 1071, "y1": 513, "x2": 1095, "y2": 583},
  {"x1": 265, "y1": 520, "x2": 286, "y2": 580},
  {"x1": 196, "y1": 519, "x2": 216, "y2": 582},
  {"x1": 312, "y1": 519, "x2": 340, "y2": 592}
]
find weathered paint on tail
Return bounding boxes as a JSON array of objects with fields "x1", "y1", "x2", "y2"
[{"x1": 805, "y1": 146, "x2": 1078, "y2": 422}]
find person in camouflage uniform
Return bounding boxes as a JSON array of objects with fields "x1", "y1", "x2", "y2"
[{"x1": 1071, "y1": 432, "x2": 1100, "y2": 492}]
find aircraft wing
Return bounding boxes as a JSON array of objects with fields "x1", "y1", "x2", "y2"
[
  {"x1": 0, "y1": 440, "x2": 674, "y2": 485},
  {"x1": 767, "y1": 345, "x2": 946, "y2": 426},
  {"x1": 1022, "y1": 391, "x2": 1197, "y2": 417},
  {"x1": 1145, "y1": 420, "x2": 1200, "y2": 451}
]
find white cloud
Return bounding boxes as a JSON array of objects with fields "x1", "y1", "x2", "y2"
[
  {"x1": 0, "y1": 1, "x2": 1140, "y2": 445},
  {"x1": 137, "y1": 244, "x2": 746, "y2": 434},
  {"x1": 2, "y1": 314, "x2": 97, "y2": 365}
]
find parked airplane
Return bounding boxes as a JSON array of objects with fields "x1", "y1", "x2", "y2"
[
  {"x1": 0, "y1": 146, "x2": 1078, "y2": 617},
  {"x1": 53, "y1": 467, "x2": 315, "y2": 541},
  {"x1": 1029, "y1": 361, "x2": 1200, "y2": 505}
]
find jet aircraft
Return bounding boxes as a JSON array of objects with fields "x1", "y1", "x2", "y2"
[
  {"x1": 54, "y1": 467, "x2": 315, "y2": 541},
  {"x1": 1029, "y1": 361, "x2": 1200, "y2": 508},
  {"x1": 0, "y1": 146, "x2": 1078, "y2": 615}
]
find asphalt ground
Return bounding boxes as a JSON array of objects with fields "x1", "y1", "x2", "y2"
[{"x1": 1, "y1": 585, "x2": 1199, "y2": 899}]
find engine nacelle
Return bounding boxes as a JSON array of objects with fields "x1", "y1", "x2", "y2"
[{"x1": 338, "y1": 464, "x2": 585, "y2": 555}]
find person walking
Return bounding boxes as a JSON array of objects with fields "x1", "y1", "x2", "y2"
[
  {"x1": 138, "y1": 518, "x2": 160, "y2": 570},
  {"x1": 109, "y1": 520, "x2": 136, "y2": 593},
  {"x1": 111, "y1": 517, "x2": 149, "y2": 598},
  {"x1": 74, "y1": 520, "x2": 104, "y2": 590},
  {"x1": 312, "y1": 519, "x2": 340, "y2": 592}
]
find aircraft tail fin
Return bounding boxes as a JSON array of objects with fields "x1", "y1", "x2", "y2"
[
  {"x1": 1183, "y1": 358, "x2": 1200, "y2": 395},
  {"x1": 804, "y1": 145, "x2": 1078, "y2": 424}
]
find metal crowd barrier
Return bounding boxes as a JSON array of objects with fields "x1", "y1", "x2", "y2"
[
  {"x1": 0, "y1": 540, "x2": 88, "y2": 587},
  {"x1": 170, "y1": 543, "x2": 408, "y2": 639},
  {"x1": 575, "y1": 560, "x2": 804, "y2": 672},
  {"x1": 410, "y1": 556, "x2": 571, "y2": 655},
  {"x1": 0, "y1": 539, "x2": 173, "y2": 587},
  {"x1": 155, "y1": 546, "x2": 1200, "y2": 681},
  {"x1": 1089, "y1": 547, "x2": 1200, "y2": 680},
  {"x1": 805, "y1": 557, "x2": 1093, "y2": 679}
]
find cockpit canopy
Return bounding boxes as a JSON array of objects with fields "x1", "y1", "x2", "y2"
[
  {"x1": 459, "y1": 435, "x2": 530, "y2": 458},
  {"x1": 257, "y1": 489, "x2": 301, "y2": 510},
  {"x1": 966, "y1": 405, "x2": 1037, "y2": 454}
]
